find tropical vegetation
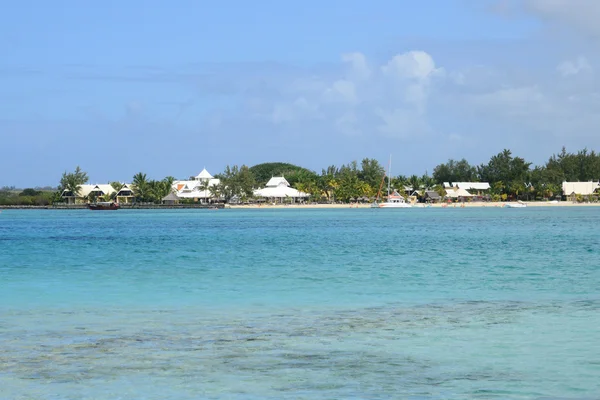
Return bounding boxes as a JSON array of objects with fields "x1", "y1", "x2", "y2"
[{"x1": 1, "y1": 147, "x2": 600, "y2": 206}]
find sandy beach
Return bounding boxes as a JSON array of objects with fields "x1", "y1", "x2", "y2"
[{"x1": 228, "y1": 201, "x2": 600, "y2": 209}]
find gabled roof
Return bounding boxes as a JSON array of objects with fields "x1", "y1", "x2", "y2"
[
  {"x1": 62, "y1": 184, "x2": 116, "y2": 197},
  {"x1": 116, "y1": 184, "x2": 134, "y2": 196},
  {"x1": 266, "y1": 177, "x2": 290, "y2": 187},
  {"x1": 195, "y1": 168, "x2": 213, "y2": 180},
  {"x1": 425, "y1": 190, "x2": 441, "y2": 199},
  {"x1": 446, "y1": 187, "x2": 474, "y2": 198},
  {"x1": 254, "y1": 185, "x2": 308, "y2": 198},
  {"x1": 443, "y1": 182, "x2": 490, "y2": 190},
  {"x1": 562, "y1": 181, "x2": 600, "y2": 195},
  {"x1": 173, "y1": 179, "x2": 220, "y2": 192},
  {"x1": 162, "y1": 192, "x2": 180, "y2": 201}
]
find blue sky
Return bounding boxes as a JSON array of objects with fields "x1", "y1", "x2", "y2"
[{"x1": 1, "y1": 0, "x2": 599, "y2": 186}]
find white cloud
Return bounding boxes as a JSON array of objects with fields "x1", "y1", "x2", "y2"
[
  {"x1": 523, "y1": 0, "x2": 600, "y2": 36},
  {"x1": 341, "y1": 52, "x2": 371, "y2": 81},
  {"x1": 557, "y1": 56, "x2": 592, "y2": 76},
  {"x1": 375, "y1": 107, "x2": 431, "y2": 139},
  {"x1": 334, "y1": 112, "x2": 361, "y2": 136},
  {"x1": 323, "y1": 79, "x2": 358, "y2": 104},
  {"x1": 243, "y1": 50, "x2": 444, "y2": 139},
  {"x1": 203, "y1": 44, "x2": 600, "y2": 156},
  {"x1": 381, "y1": 51, "x2": 444, "y2": 80},
  {"x1": 472, "y1": 86, "x2": 546, "y2": 113}
]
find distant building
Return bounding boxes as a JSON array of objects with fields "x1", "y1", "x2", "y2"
[
  {"x1": 172, "y1": 168, "x2": 221, "y2": 203},
  {"x1": 445, "y1": 186, "x2": 474, "y2": 200},
  {"x1": 254, "y1": 177, "x2": 309, "y2": 203},
  {"x1": 161, "y1": 192, "x2": 180, "y2": 205},
  {"x1": 562, "y1": 181, "x2": 600, "y2": 201},
  {"x1": 61, "y1": 183, "x2": 134, "y2": 204},
  {"x1": 443, "y1": 182, "x2": 490, "y2": 196},
  {"x1": 424, "y1": 190, "x2": 442, "y2": 203}
]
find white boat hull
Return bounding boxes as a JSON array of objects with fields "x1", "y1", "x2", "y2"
[
  {"x1": 504, "y1": 203, "x2": 527, "y2": 208},
  {"x1": 378, "y1": 202, "x2": 412, "y2": 208}
]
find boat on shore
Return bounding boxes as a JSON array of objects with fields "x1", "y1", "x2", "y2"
[
  {"x1": 504, "y1": 201, "x2": 527, "y2": 208},
  {"x1": 88, "y1": 201, "x2": 120, "y2": 210}
]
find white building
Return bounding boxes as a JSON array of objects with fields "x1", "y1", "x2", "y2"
[
  {"x1": 254, "y1": 177, "x2": 309, "y2": 203},
  {"x1": 61, "y1": 183, "x2": 135, "y2": 204},
  {"x1": 562, "y1": 181, "x2": 600, "y2": 197},
  {"x1": 445, "y1": 186, "x2": 474, "y2": 199},
  {"x1": 443, "y1": 182, "x2": 491, "y2": 191},
  {"x1": 172, "y1": 168, "x2": 222, "y2": 203}
]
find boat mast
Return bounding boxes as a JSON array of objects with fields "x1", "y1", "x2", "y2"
[{"x1": 387, "y1": 155, "x2": 392, "y2": 196}]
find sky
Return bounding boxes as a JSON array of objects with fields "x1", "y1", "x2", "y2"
[{"x1": 2, "y1": 0, "x2": 600, "y2": 187}]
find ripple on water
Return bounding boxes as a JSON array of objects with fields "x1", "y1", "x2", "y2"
[
  {"x1": 1, "y1": 209, "x2": 600, "y2": 399},
  {"x1": 1, "y1": 300, "x2": 599, "y2": 399}
]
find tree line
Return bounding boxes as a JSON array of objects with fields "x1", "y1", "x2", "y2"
[{"x1": 1, "y1": 146, "x2": 599, "y2": 206}]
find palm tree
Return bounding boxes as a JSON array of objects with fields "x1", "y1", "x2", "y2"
[
  {"x1": 433, "y1": 184, "x2": 447, "y2": 199},
  {"x1": 198, "y1": 179, "x2": 210, "y2": 203},
  {"x1": 100, "y1": 193, "x2": 112, "y2": 202},
  {"x1": 132, "y1": 173, "x2": 149, "y2": 202},
  {"x1": 208, "y1": 184, "x2": 221, "y2": 203},
  {"x1": 408, "y1": 175, "x2": 421, "y2": 194}
]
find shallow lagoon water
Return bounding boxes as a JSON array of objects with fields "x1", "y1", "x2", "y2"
[{"x1": 1, "y1": 208, "x2": 599, "y2": 399}]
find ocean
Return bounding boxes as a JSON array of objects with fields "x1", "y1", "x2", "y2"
[{"x1": 1, "y1": 208, "x2": 599, "y2": 399}]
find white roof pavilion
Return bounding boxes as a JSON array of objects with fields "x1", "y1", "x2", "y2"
[{"x1": 254, "y1": 176, "x2": 309, "y2": 199}]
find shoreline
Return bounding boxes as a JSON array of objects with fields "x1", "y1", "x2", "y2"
[
  {"x1": 0, "y1": 204, "x2": 224, "y2": 210},
  {"x1": 2, "y1": 201, "x2": 599, "y2": 210},
  {"x1": 228, "y1": 201, "x2": 600, "y2": 209}
]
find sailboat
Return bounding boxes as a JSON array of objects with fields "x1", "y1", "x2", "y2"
[{"x1": 372, "y1": 156, "x2": 412, "y2": 209}]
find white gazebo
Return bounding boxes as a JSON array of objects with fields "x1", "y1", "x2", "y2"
[{"x1": 254, "y1": 177, "x2": 309, "y2": 203}]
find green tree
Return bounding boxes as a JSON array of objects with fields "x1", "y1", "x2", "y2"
[
  {"x1": 19, "y1": 188, "x2": 41, "y2": 197},
  {"x1": 478, "y1": 149, "x2": 531, "y2": 196},
  {"x1": 146, "y1": 177, "x2": 175, "y2": 202},
  {"x1": 249, "y1": 162, "x2": 315, "y2": 186},
  {"x1": 59, "y1": 166, "x2": 89, "y2": 198},
  {"x1": 216, "y1": 165, "x2": 256, "y2": 203},
  {"x1": 433, "y1": 158, "x2": 478, "y2": 184},
  {"x1": 132, "y1": 172, "x2": 150, "y2": 202},
  {"x1": 235, "y1": 165, "x2": 256, "y2": 200},
  {"x1": 358, "y1": 158, "x2": 385, "y2": 190},
  {"x1": 110, "y1": 182, "x2": 125, "y2": 200},
  {"x1": 408, "y1": 175, "x2": 421, "y2": 194}
]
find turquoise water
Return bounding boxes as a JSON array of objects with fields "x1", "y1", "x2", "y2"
[{"x1": 1, "y1": 208, "x2": 599, "y2": 399}]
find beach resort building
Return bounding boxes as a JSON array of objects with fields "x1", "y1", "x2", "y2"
[
  {"x1": 562, "y1": 181, "x2": 600, "y2": 201},
  {"x1": 444, "y1": 187, "x2": 474, "y2": 201},
  {"x1": 443, "y1": 182, "x2": 490, "y2": 198},
  {"x1": 423, "y1": 190, "x2": 442, "y2": 203},
  {"x1": 443, "y1": 182, "x2": 490, "y2": 194},
  {"x1": 172, "y1": 168, "x2": 222, "y2": 203},
  {"x1": 253, "y1": 177, "x2": 309, "y2": 203},
  {"x1": 61, "y1": 183, "x2": 135, "y2": 204}
]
